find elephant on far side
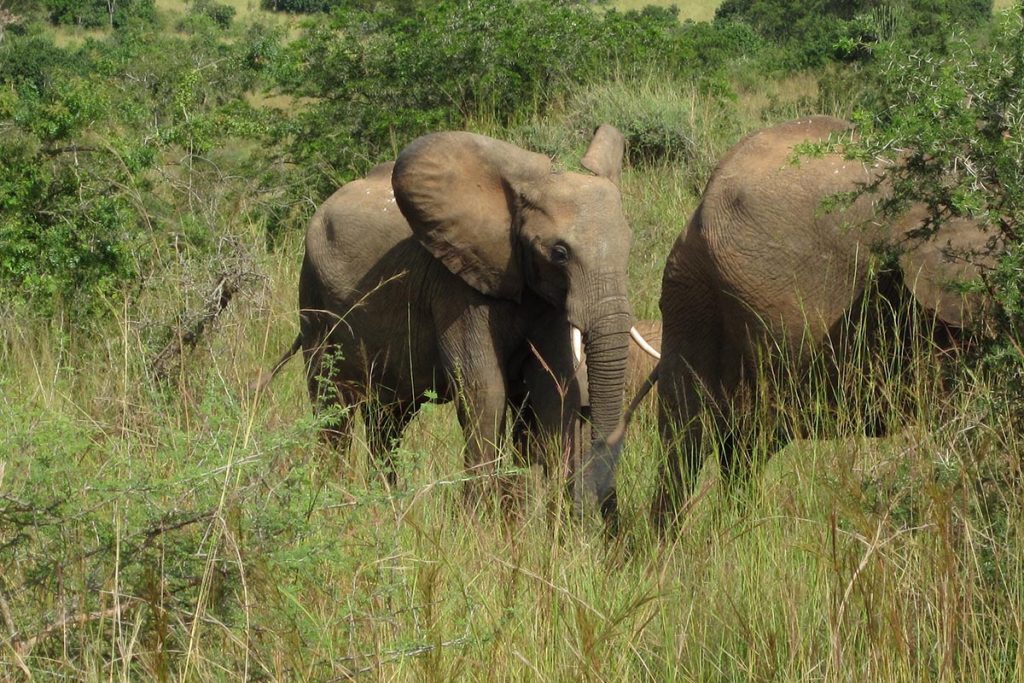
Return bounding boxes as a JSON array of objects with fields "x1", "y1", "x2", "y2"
[{"x1": 655, "y1": 116, "x2": 997, "y2": 528}]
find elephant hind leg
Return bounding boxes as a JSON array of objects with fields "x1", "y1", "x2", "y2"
[
  {"x1": 653, "y1": 357, "x2": 735, "y2": 531},
  {"x1": 362, "y1": 400, "x2": 418, "y2": 487},
  {"x1": 653, "y1": 408, "x2": 710, "y2": 531}
]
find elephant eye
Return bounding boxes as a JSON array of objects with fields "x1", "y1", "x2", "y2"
[{"x1": 551, "y1": 243, "x2": 570, "y2": 265}]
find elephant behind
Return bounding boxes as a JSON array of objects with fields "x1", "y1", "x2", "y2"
[
  {"x1": 655, "y1": 115, "x2": 995, "y2": 526},
  {"x1": 623, "y1": 319, "x2": 661, "y2": 401},
  {"x1": 279, "y1": 126, "x2": 656, "y2": 521}
]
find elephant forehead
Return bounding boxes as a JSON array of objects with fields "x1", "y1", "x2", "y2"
[{"x1": 540, "y1": 174, "x2": 624, "y2": 226}]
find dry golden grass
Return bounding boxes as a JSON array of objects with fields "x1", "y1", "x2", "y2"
[
  {"x1": 156, "y1": 0, "x2": 270, "y2": 18},
  {"x1": 50, "y1": 25, "x2": 108, "y2": 47},
  {"x1": 5, "y1": 242, "x2": 1021, "y2": 680}
]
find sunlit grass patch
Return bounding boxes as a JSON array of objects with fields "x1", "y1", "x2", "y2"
[{"x1": 613, "y1": 0, "x2": 722, "y2": 23}]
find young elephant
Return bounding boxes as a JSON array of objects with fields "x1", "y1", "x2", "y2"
[
  {"x1": 262, "y1": 126, "x2": 659, "y2": 521},
  {"x1": 655, "y1": 116, "x2": 994, "y2": 527}
]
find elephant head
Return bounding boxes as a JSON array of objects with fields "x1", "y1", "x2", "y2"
[
  {"x1": 895, "y1": 211, "x2": 998, "y2": 329},
  {"x1": 392, "y1": 125, "x2": 632, "y2": 515}
]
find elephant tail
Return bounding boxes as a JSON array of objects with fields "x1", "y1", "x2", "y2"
[
  {"x1": 251, "y1": 333, "x2": 302, "y2": 393},
  {"x1": 602, "y1": 363, "x2": 660, "y2": 449}
]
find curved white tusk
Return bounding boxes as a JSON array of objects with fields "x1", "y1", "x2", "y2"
[
  {"x1": 571, "y1": 326, "x2": 583, "y2": 367},
  {"x1": 630, "y1": 326, "x2": 661, "y2": 360}
]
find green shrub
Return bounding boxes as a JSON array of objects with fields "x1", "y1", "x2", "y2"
[
  {"x1": 715, "y1": 0, "x2": 871, "y2": 40},
  {"x1": 179, "y1": 0, "x2": 235, "y2": 30},
  {"x1": 0, "y1": 87, "x2": 145, "y2": 315},
  {"x1": 848, "y1": 8, "x2": 1024, "y2": 406},
  {"x1": 259, "y1": 0, "x2": 330, "y2": 12},
  {"x1": 0, "y1": 28, "x2": 277, "y2": 320},
  {"x1": 274, "y1": 1, "x2": 604, "y2": 196},
  {"x1": 553, "y1": 78, "x2": 741, "y2": 190},
  {"x1": 0, "y1": 34, "x2": 68, "y2": 91},
  {"x1": 715, "y1": 0, "x2": 993, "y2": 67}
]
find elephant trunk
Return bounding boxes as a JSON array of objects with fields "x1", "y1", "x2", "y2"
[{"x1": 571, "y1": 272, "x2": 631, "y2": 521}]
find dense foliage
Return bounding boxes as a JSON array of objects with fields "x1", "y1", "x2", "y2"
[
  {"x1": 44, "y1": 0, "x2": 156, "y2": 28},
  {"x1": 850, "y1": 8, "x2": 1024, "y2": 398},
  {"x1": 273, "y1": 1, "x2": 762, "y2": 199},
  {"x1": 0, "y1": 21, "x2": 277, "y2": 315},
  {"x1": 0, "y1": 37, "x2": 148, "y2": 315}
]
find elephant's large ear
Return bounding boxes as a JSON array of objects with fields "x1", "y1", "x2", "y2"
[
  {"x1": 899, "y1": 216, "x2": 996, "y2": 328},
  {"x1": 392, "y1": 131, "x2": 552, "y2": 301},
  {"x1": 580, "y1": 124, "x2": 625, "y2": 188}
]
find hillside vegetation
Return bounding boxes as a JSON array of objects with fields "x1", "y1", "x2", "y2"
[{"x1": 1, "y1": 0, "x2": 1022, "y2": 679}]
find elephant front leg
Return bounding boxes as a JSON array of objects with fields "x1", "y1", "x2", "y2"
[
  {"x1": 437, "y1": 300, "x2": 525, "y2": 511},
  {"x1": 454, "y1": 374, "x2": 510, "y2": 510},
  {"x1": 653, "y1": 362, "x2": 718, "y2": 532}
]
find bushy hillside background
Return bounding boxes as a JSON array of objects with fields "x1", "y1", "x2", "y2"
[{"x1": 1, "y1": 0, "x2": 1021, "y2": 679}]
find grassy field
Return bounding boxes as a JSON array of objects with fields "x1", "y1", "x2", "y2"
[
  {"x1": 5, "y1": 88, "x2": 1022, "y2": 680},
  {"x1": 4, "y1": 211, "x2": 1021, "y2": 680},
  {"x1": 4, "y1": 3, "x2": 1024, "y2": 681}
]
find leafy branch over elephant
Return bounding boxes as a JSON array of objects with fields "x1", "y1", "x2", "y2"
[{"x1": 258, "y1": 125, "x2": 660, "y2": 522}]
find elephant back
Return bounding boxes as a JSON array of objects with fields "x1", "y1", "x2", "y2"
[
  {"x1": 693, "y1": 116, "x2": 885, "y2": 347},
  {"x1": 304, "y1": 165, "x2": 423, "y2": 304}
]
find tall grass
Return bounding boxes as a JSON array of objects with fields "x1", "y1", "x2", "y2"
[
  {"x1": 2, "y1": 70, "x2": 1022, "y2": 681},
  {"x1": 3, "y1": 187, "x2": 1021, "y2": 683}
]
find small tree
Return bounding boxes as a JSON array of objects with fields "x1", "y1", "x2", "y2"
[{"x1": 851, "y1": 5, "x2": 1024, "y2": 396}]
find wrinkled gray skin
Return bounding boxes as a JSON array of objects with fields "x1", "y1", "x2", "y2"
[
  {"x1": 298, "y1": 126, "x2": 633, "y2": 519},
  {"x1": 655, "y1": 116, "x2": 995, "y2": 528}
]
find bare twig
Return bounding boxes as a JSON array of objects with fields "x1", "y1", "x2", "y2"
[
  {"x1": 0, "y1": 584, "x2": 32, "y2": 678},
  {"x1": 10, "y1": 598, "x2": 143, "y2": 658}
]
